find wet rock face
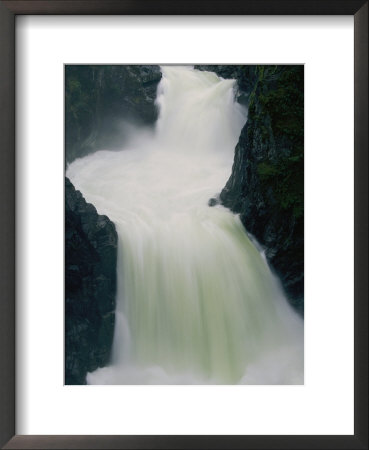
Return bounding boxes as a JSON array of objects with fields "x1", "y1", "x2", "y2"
[
  {"x1": 65, "y1": 65, "x2": 162, "y2": 163},
  {"x1": 65, "y1": 177, "x2": 118, "y2": 384},
  {"x1": 198, "y1": 65, "x2": 304, "y2": 313},
  {"x1": 195, "y1": 65, "x2": 258, "y2": 105}
]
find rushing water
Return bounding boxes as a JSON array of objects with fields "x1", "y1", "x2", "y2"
[{"x1": 67, "y1": 66, "x2": 303, "y2": 385}]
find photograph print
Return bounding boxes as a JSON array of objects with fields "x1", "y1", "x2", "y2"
[{"x1": 65, "y1": 64, "x2": 304, "y2": 385}]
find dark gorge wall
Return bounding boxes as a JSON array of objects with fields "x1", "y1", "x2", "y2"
[
  {"x1": 195, "y1": 65, "x2": 258, "y2": 105},
  {"x1": 65, "y1": 66, "x2": 162, "y2": 382},
  {"x1": 197, "y1": 65, "x2": 304, "y2": 313},
  {"x1": 65, "y1": 177, "x2": 118, "y2": 384},
  {"x1": 65, "y1": 65, "x2": 162, "y2": 163}
]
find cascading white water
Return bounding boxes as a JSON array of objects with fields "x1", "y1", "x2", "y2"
[{"x1": 67, "y1": 66, "x2": 303, "y2": 385}]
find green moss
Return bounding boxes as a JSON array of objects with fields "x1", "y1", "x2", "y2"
[
  {"x1": 252, "y1": 66, "x2": 304, "y2": 221},
  {"x1": 259, "y1": 66, "x2": 304, "y2": 145},
  {"x1": 257, "y1": 162, "x2": 279, "y2": 178},
  {"x1": 257, "y1": 152, "x2": 303, "y2": 220}
]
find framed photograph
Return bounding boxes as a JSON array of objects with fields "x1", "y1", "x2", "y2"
[
  {"x1": 0, "y1": 1, "x2": 367, "y2": 449},
  {"x1": 64, "y1": 62, "x2": 305, "y2": 387}
]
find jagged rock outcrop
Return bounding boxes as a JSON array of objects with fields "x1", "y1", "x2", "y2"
[
  {"x1": 65, "y1": 177, "x2": 118, "y2": 384},
  {"x1": 65, "y1": 66, "x2": 162, "y2": 382},
  {"x1": 65, "y1": 65, "x2": 162, "y2": 163},
  {"x1": 195, "y1": 65, "x2": 258, "y2": 105},
  {"x1": 198, "y1": 65, "x2": 304, "y2": 313}
]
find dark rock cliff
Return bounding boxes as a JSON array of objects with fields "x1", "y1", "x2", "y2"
[
  {"x1": 195, "y1": 65, "x2": 258, "y2": 105},
  {"x1": 197, "y1": 65, "x2": 304, "y2": 313},
  {"x1": 65, "y1": 66, "x2": 161, "y2": 381},
  {"x1": 65, "y1": 177, "x2": 118, "y2": 384},
  {"x1": 65, "y1": 65, "x2": 162, "y2": 163}
]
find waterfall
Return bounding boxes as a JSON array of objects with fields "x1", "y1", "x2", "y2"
[{"x1": 67, "y1": 66, "x2": 303, "y2": 385}]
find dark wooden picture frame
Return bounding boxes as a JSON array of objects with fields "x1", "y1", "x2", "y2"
[{"x1": 0, "y1": 1, "x2": 367, "y2": 449}]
